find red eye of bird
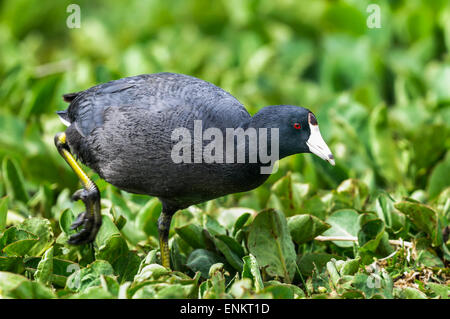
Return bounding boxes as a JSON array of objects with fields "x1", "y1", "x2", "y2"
[{"x1": 294, "y1": 123, "x2": 301, "y2": 129}]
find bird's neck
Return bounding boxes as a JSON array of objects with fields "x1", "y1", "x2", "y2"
[{"x1": 245, "y1": 106, "x2": 291, "y2": 160}]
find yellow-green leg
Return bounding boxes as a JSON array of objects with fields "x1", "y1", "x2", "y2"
[
  {"x1": 159, "y1": 235, "x2": 171, "y2": 269},
  {"x1": 158, "y1": 209, "x2": 174, "y2": 269},
  {"x1": 54, "y1": 132, "x2": 102, "y2": 245}
]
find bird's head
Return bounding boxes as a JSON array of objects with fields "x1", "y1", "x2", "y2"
[{"x1": 251, "y1": 105, "x2": 335, "y2": 165}]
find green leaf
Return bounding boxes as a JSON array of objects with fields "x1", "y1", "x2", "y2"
[
  {"x1": 34, "y1": 247, "x2": 54, "y2": 286},
  {"x1": 175, "y1": 223, "x2": 207, "y2": 249},
  {"x1": 216, "y1": 235, "x2": 244, "y2": 257},
  {"x1": 59, "y1": 209, "x2": 75, "y2": 235},
  {"x1": 69, "y1": 286, "x2": 115, "y2": 299},
  {"x1": 264, "y1": 280, "x2": 305, "y2": 298},
  {"x1": 242, "y1": 254, "x2": 264, "y2": 292},
  {"x1": 357, "y1": 216, "x2": 394, "y2": 263},
  {"x1": 340, "y1": 257, "x2": 361, "y2": 276},
  {"x1": 416, "y1": 250, "x2": 445, "y2": 268},
  {"x1": 136, "y1": 249, "x2": 158, "y2": 273},
  {"x1": 133, "y1": 264, "x2": 170, "y2": 282},
  {"x1": 2, "y1": 157, "x2": 29, "y2": 203},
  {"x1": 232, "y1": 212, "x2": 251, "y2": 236},
  {"x1": 214, "y1": 235, "x2": 243, "y2": 271},
  {"x1": 66, "y1": 260, "x2": 114, "y2": 292},
  {"x1": 395, "y1": 201, "x2": 442, "y2": 246},
  {"x1": 322, "y1": 209, "x2": 360, "y2": 247},
  {"x1": 412, "y1": 125, "x2": 448, "y2": 174},
  {"x1": 268, "y1": 173, "x2": 311, "y2": 217},
  {"x1": 426, "y1": 65, "x2": 450, "y2": 104},
  {"x1": 23, "y1": 75, "x2": 60, "y2": 117},
  {"x1": 132, "y1": 282, "x2": 196, "y2": 299},
  {"x1": 0, "y1": 272, "x2": 55, "y2": 299},
  {"x1": 16, "y1": 217, "x2": 54, "y2": 256},
  {"x1": 341, "y1": 290, "x2": 365, "y2": 299},
  {"x1": 375, "y1": 193, "x2": 405, "y2": 233},
  {"x1": 427, "y1": 152, "x2": 450, "y2": 199},
  {"x1": 287, "y1": 214, "x2": 330, "y2": 244},
  {"x1": 336, "y1": 179, "x2": 369, "y2": 210},
  {"x1": 25, "y1": 257, "x2": 79, "y2": 288},
  {"x1": 100, "y1": 275, "x2": 120, "y2": 297},
  {"x1": 247, "y1": 209, "x2": 296, "y2": 283},
  {"x1": 215, "y1": 207, "x2": 255, "y2": 230},
  {"x1": 95, "y1": 215, "x2": 130, "y2": 270},
  {"x1": 135, "y1": 197, "x2": 161, "y2": 237},
  {"x1": 326, "y1": 257, "x2": 361, "y2": 285},
  {"x1": 3, "y1": 239, "x2": 39, "y2": 256},
  {"x1": 170, "y1": 235, "x2": 186, "y2": 271},
  {"x1": 352, "y1": 272, "x2": 393, "y2": 299},
  {"x1": 106, "y1": 187, "x2": 133, "y2": 218},
  {"x1": 114, "y1": 215, "x2": 127, "y2": 231},
  {"x1": 358, "y1": 219, "x2": 385, "y2": 252},
  {"x1": 262, "y1": 284, "x2": 294, "y2": 299},
  {"x1": 95, "y1": 214, "x2": 121, "y2": 246},
  {"x1": 326, "y1": 259, "x2": 342, "y2": 286},
  {"x1": 394, "y1": 287, "x2": 427, "y2": 299},
  {"x1": 302, "y1": 195, "x2": 327, "y2": 220},
  {"x1": 228, "y1": 278, "x2": 253, "y2": 298},
  {"x1": 113, "y1": 251, "x2": 141, "y2": 283},
  {"x1": 426, "y1": 283, "x2": 449, "y2": 299},
  {"x1": 95, "y1": 234, "x2": 129, "y2": 266},
  {"x1": 107, "y1": 190, "x2": 147, "y2": 245},
  {"x1": 297, "y1": 253, "x2": 343, "y2": 276},
  {"x1": 200, "y1": 263, "x2": 229, "y2": 298},
  {"x1": 0, "y1": 227, "x2": 38, "y2": 252},
  {"x1": 155, "y1": 284, "x2": 196, "y2": 299},
  {"x1": 98, "y1": 239, "x2": 139, "y2": 284},
  {"x1": 186, "y1": 249, "x2": 225, "y2": 279},
  {"x1": 0, "y1": 256, "x2": 25, "y2": 273},
  {"x1": 369, "y1": 105, "x2": 403, "y2": 185},
  {"x1": 204, "y1": 215, "x2": 226, "y2": 236},
  {"x1": 323, "y1": 3, "x2": 366, "y2": 36},
  {"x1": 0, "y1": 196, "x2": 8, "y2": 231}
]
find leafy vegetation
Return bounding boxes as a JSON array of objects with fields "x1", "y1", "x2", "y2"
[{"x1": 0, "y1": 0, "x2": 449, "y2": 299}]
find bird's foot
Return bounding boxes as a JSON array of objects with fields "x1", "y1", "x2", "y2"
[{"x1": 68, "y1": 188, "x2": 102, "y2": 245}]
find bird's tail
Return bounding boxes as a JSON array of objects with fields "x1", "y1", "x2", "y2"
[{"x1": 62, "y1": 92, "x2": 80, "y2": 102}]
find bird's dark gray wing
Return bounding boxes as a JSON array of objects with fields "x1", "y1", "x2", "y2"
[{"x1": 63, "y1": 73, "x2": 250, "y2": 137}]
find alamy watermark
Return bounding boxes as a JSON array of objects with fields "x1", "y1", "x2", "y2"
[
  {"x1": 366, "y1": 263, "x2": 389, "y2": 289},
  {"x1": 66, "y1": 4, "x2": 81, "y2": 29},
  {"x1": 367, "y1": 4, "x2": 381, "y2": 29},
  {"x1": 66, "y1": 263, "x2": 81, "y2": 289},
  {"x1": 65, "y1": 4, "x2": 381, "y2": 30},
  {"x1": 171, "y1": 121, "x2": 279, "y2": 174}
]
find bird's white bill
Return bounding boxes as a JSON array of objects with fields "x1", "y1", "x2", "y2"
[{"x1": 306, "y1": 123, "x2": 335, "y2": 166}]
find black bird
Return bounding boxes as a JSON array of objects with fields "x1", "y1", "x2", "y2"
[{"x1": 55, "y1": 72, "x2": 334, "y2": 268}]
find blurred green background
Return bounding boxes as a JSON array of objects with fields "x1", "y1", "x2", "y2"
[
  {"x1": 1, "y1": 0, "x2": 449, "y2": 204},
  {"x1": 0, "y1": 0, "x2": 449, "y2": 299}
]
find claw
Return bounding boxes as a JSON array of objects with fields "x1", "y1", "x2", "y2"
[
  {"x1": 68, "y1": 211, "x2": 101, "y2": 245},
  {"x1": 72, "y1": 189, "x2": 87, "y2": 202},
  {"x1": 68, "y1": 188, "x2": 102, "y2": 245},
  {"x1": 70, "y1": 211, "x2": 87, "y2": 230},
  {"x1": 68, "y1": 228, "x2": 93, "y2": 245}
]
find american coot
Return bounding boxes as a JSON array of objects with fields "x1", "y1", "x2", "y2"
[{"x1": 55, "y1": 72, "x2": 334, "y2": 268}]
